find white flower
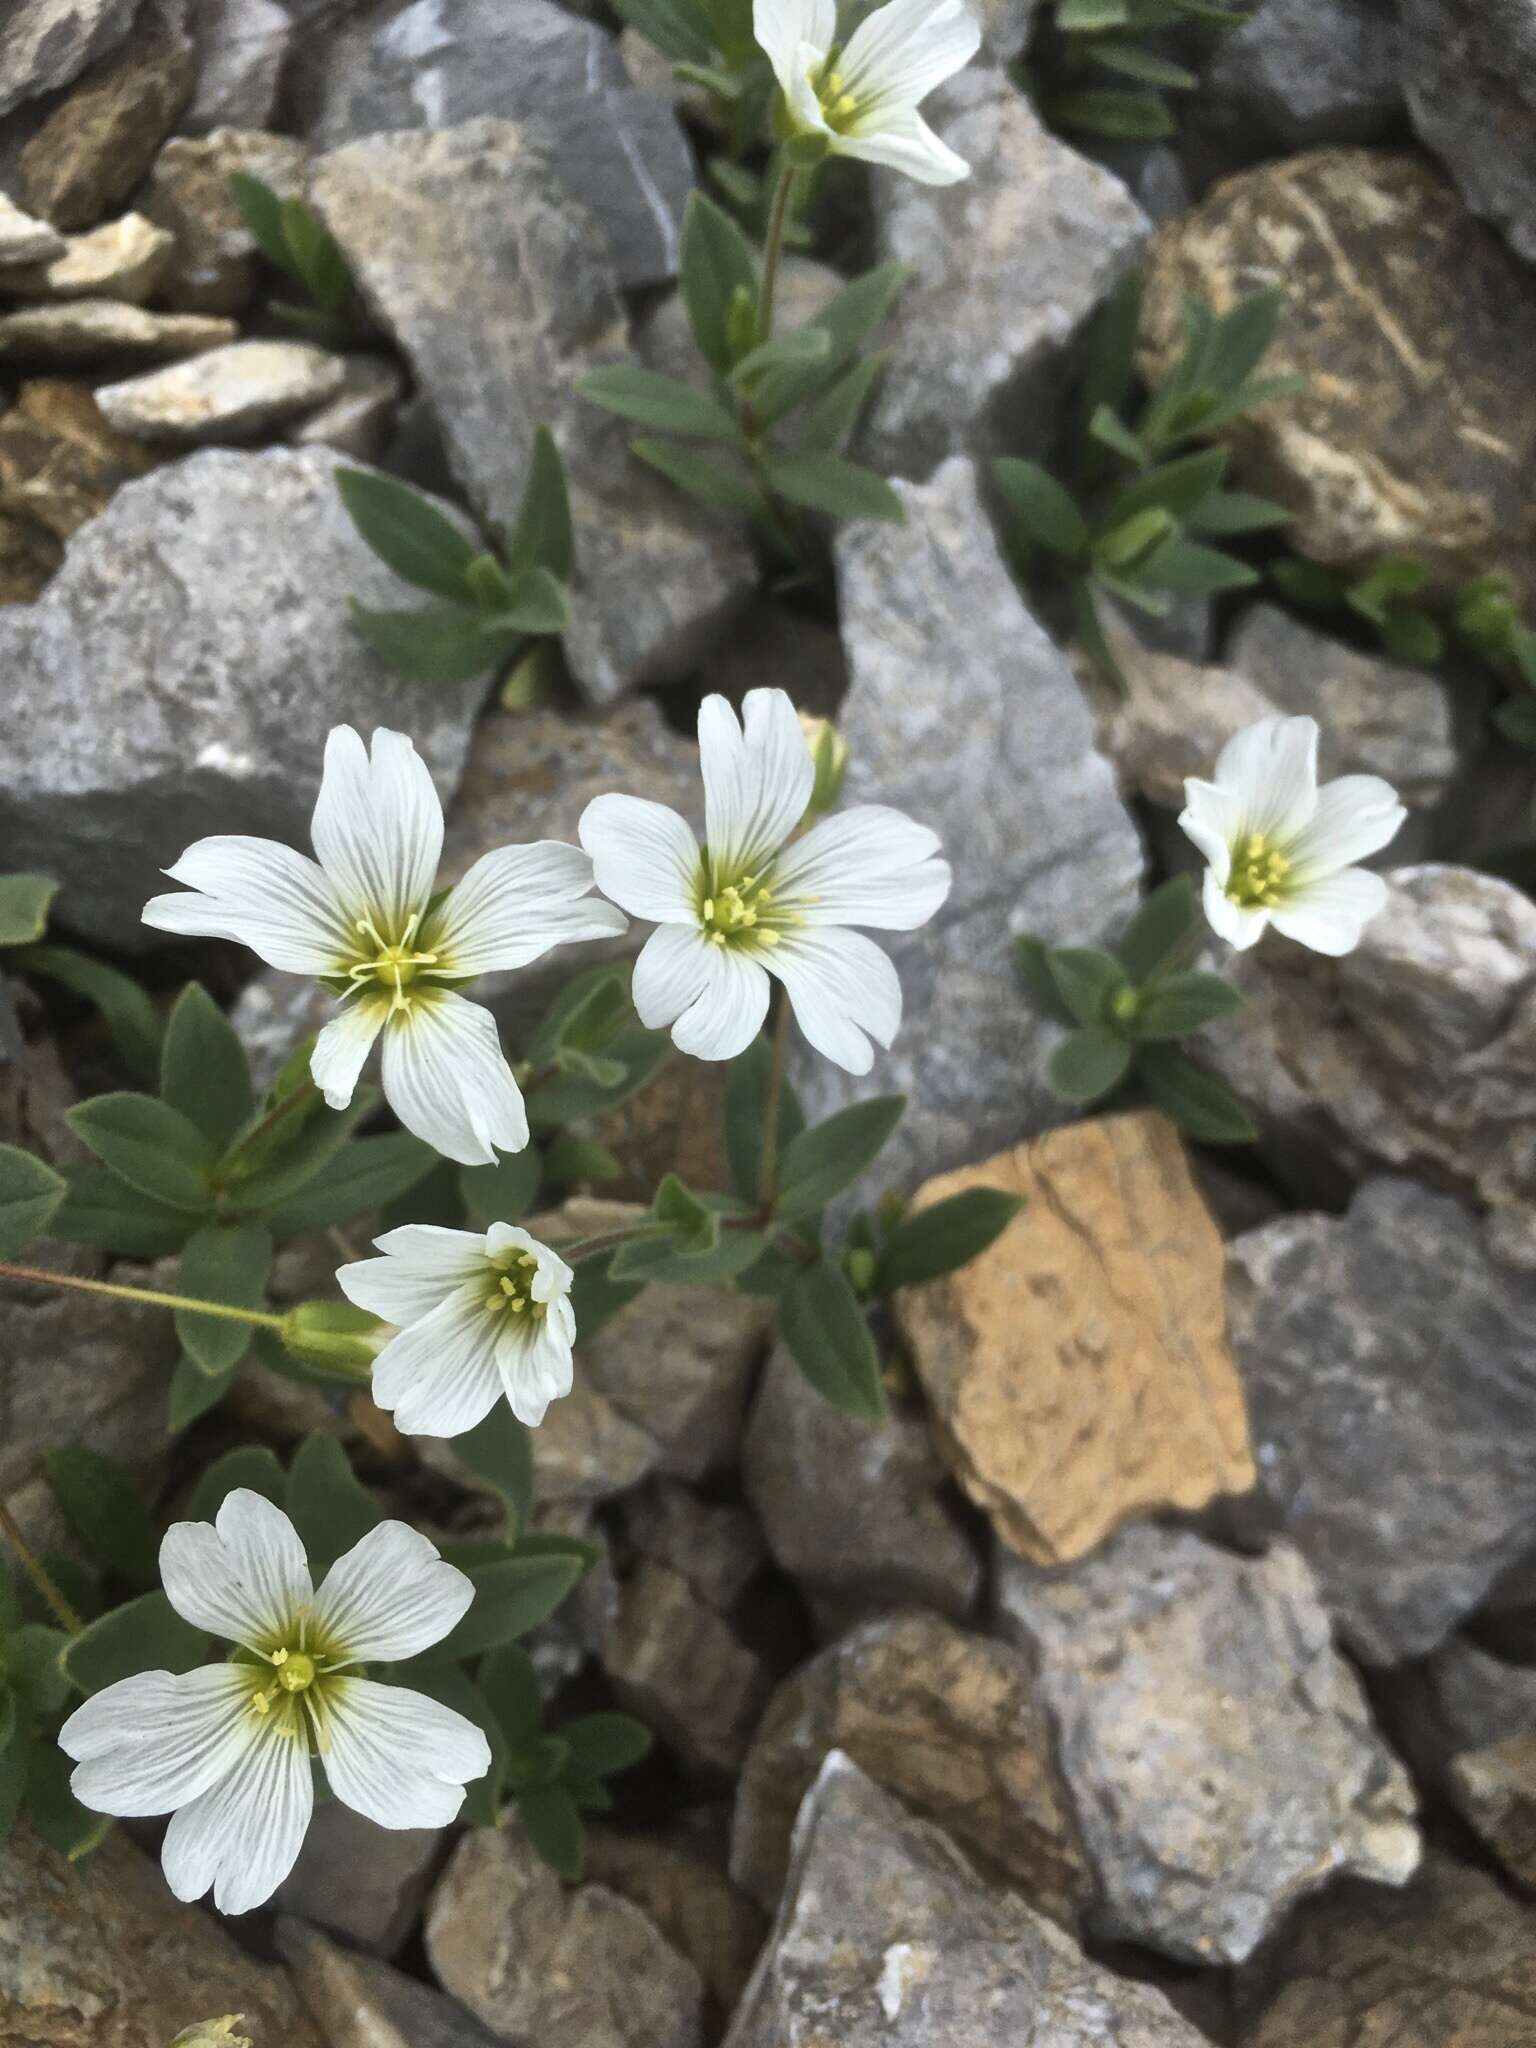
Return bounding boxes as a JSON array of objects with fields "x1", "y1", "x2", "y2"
[
  {"x1": 1179, "y1": 715, "x2": 1405, "y2": 956},
  {"x1": 338, "y1": 1221, "x2": 576, "y2": 1437},
  {"x1": 579, "y1": 687, "x2": 950, "y2": 1072},
  {"x1": 143, "y1": 726, "x2": 626, "y2": 1166},
  {"x1": 754, "y1": 0, "x2": 980, "y2": 185},
  {"x1": 58, "y1": 1490, "x2": 491, "y2": 1916}
]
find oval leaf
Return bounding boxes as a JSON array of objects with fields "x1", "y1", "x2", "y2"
[
  {"x1": 774, "y1": 1096, "x2": 905, "y2": 1222},
  {"x1": 778, "y1": 1260, "x2": 885, "y2": 1420},
  {"x1": 874, "y1": 1187, "x2": 1025, "y2": 1293},
  {"x1": 63, "y1": 1591, "x2": 207, "y2": 1696},
  {"x1": 66, "y1": 1093, "x2": 214, "y2": 1212},
  {"x1": 0, "y1": 1144, "x2": 66, "y2": 1258}
]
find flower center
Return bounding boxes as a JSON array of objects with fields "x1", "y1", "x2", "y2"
[
  {"x1": 812, "y1": 52, "x2": 862, "y2": 130},
  {"x1": 1226, "y1": 833, "x2": 1293, "y2": 910},
  {"x1": 485, "y1": 1248, "x2": 545, "y2": 1320},
  {"x1": 345, "y1": 911, "x2": 440, "y2": 1011},
  {"x1": 248, "y1": 1637, "x2": 336, "y2": 1739},
  {"x1": 699, "y1": 871, "x2": 783, "y2": 951}
]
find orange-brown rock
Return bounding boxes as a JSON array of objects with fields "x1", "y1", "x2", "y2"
[{"x1": 895, "y1": 1109, "x2": 1255, "y2": 1563}]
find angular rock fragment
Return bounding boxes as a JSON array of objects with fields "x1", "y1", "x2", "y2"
[
  {"x1": 143, "y1": 130, "x2": 310, "y2": 315},
  {"x1": 0, "y1": 212, "x2": 173, "y2": 302},
  {"x1": 276, "y1": 1799, "x2": 447, "y2": 1958},
  {"x1": 0, "y1": 299, "x2": 236, "y2": 360},
  {"x1": 604, "y1": 1558, "x2": 771, "y2": 1778},
  {"x1": 585, "y1": 1821, "x2": 767, "y2": 2018},
  {"x1": 1401, "y1": 0, "x2": 1536, "y2": 268},
  {"x1": 288, "y1": 353, "x2": 404, "y2": 462},
  {"x1": 95, "y1": 339, "x2": 348, "y2": 442},
  {"x1": 1200, "y1": 0, "x2": 1402, "y2": 154},
  {"x1": 280, "y1": 1919, "x2": 506, "y2": 2048},
  {"x1": 0, "y1": 193, "x2": 68, "y2": 267},
  {"x1": 184, "y1": 0, "x2": 292, "y2": 132},
  {"x1": 618, "y1": 1481, "x2": 767, "y2": 1614},
  {"x1": 1386, "y1": 1634, "x2": 1536, "y2": 1890}
]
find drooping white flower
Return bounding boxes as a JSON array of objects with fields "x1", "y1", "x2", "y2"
[
  {"x1": 754, "y1": 0, "x2": 980, "y2": 185},
  {"x1": 143, "y1": 726, "x2": 626, "y2": 1166},
  {"x1": 337, "y1": 1221, "x2": 576, "y2": 1437},
  {"x1": 58, "y1": 1490, "x2": 491, "y2": 1915},
  {"x1": 1179, "y1": 715, "x2": 1405, "y2": 955},
  {"x1": 579, "y1": 688, "x2": 950, "y2": 1072}
]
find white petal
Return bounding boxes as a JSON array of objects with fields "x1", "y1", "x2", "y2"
[
  {"x1": 337, "y1": 1223, "x2": 488, "y2": 1326},
  {"x1": 1202, "y1": 866, "x2": 1268, "y2": 950},
  {"x1": 767, "y1": 927, "x2": 901, "y2": 1074},
  {"x1": 312, "y1": 1520, "x2": 474, "y2": 1664},
  {"x1": 578, "y1": 795, "x2": 700, "y2": 923},
  {"x1": 1213, "y1": 715, "x2": 1319, "y2": 843},
  {"x1": 160, "y1": 1716, "x2": 313, "y2": 1914},
  {"x1": 160, "y1": 1490, "x2": 313, "y2": 1647},
  {"x1": 483, "y1": 1223, "x2": 574, "y2": 1304},
  {"x1": 783, "y1": 44, "x2": 833, "y2": 135},
  {"x1": 772, "y1": 805, "x2": 951, "y2": 929},
  {"x1": 380, "y1": 990, "x2": 528, "y2": 1167},
  {"x1": 322, "y1": 1677, "x2": 491, "y2": 1830},
  {"x1": 840, "y1": 0, "x2": 981, "y2": 110},
  {"x1": 753, "y1": 0, "x2": 835, "y2": 86},
  {"x1": 835, "y1": 105, "x2": 971, "y2": 182},
  {"x1": 430, "y1": 841, "x2": 628, "y2": 978},
  {"x1": 699, "y1": 689, "x2": 815, "y2": 877},
  {"x1": 142, "y1": 836, "x2": 352, "y2": 974},
  {"x1": 495, "y1": 1306, "x2": 576, "y2": 1428},
  {"x1": 310, "y1": 996, "x2": 388, "y2": 1111},
  {"x1": 1178, "y1": 778, "x2": 1241, "y2": 883},
  {"x1": 311, "y1": 726, "x2": 443, "y2": 934},
  {"x1": 1286, "y1": 775, "x2": 1406, "y2": 876},
  {"x1": 61, "y1": 1664, "x2": 256, "y2": 1816},
  {"x1": 370, "y1": 1284, "x2": 506, "y2": 1438},
  {"x1": 1270, "y1": 867, "x2": 1390, "y2": 955},
  {"x1": 633, "y1": 923, "x2": 770, "y2": 1060}
]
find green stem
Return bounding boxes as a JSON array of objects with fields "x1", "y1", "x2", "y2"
[
  {"x1": 756, "y1": 996, "x2": 792, "y2": 1213},
  {"x1": 757, "y1": 161, "x2": 800, "y2": 347},
  {"x1": 0, "y1": 1260, "x2": 286, "y2": 1333},
  {"x1": 559, "y1": 1225, "x2": 667, "y2": 1266},
  {"x1": 0, "y1": 1494, "x2": 83, "y2": 1634},
  {"x1": 216, "y1": 1075, "x2": 319, "y2": 1183}
]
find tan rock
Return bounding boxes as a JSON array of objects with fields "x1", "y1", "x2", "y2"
[
  {"x1": 0, "y1": 300, "x2": 236, "y2": 361},
  {"x1": 0, "y1": 192, "x2": 67, "y2": 268},
  {"x1": 279, "y1": 1918, "x2": 503, "y2": 2048},
  {"x1": 288, "y1": 353, "x2": 404, "y2": 462},
  {"x1": 604, "y1": 1558, "x2": 771, "y2": 1778},
  {"x1": 1449, "y1": 1737, "x2": 1536, "y2": 1889},
  {"x1": 0, "y1": 379, "x2": 158, "y2": 541},
  {"x1": 0, "y1": 1827, "x2": 322, "y2": 2048},
  {"x1": 0, "y1": 213, "x2": 173, "y2": 301},
  {"x1": 586, "y1": 1822, "x2": 767, "y2": 2017},
  {"x1": 729, "y1": 1608, "x2": 1091, "y2": 1923},
  {"x1": 0, "y1": 507, "x2": 61, "y2": 602},
  {"x1": 895, "y1": 1110, "x2": 1256, "y2": 1563},
  {"x1": 142, "y1": 129, "x2": 310, "y2": 315},
  {"x1": 95, "y1": 340, "x2": 348, "y2": 444},
  {"x1": 1139, "y1": 148, "x2": 1536, "y2": 609}
]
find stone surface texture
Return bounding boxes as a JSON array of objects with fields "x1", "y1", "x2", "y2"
[
  {"x1": 585, "y1": 1823, "x2": 768, "y2": 2018},
  {"x1": 1201, "y1": 0, "x2": 1402, "y2": 152},
  {"x1": 0, "y1": 192, "x2": 67, "y2": 265},
  {"x1": 0, "y1": 0, "x2": 140, "y2": 119},
  {"x1": 276, "y1": 1799, "x2": 446, "y2": 1957},
  {"x1": 1401, "y1": 0, "x2": 1536, "y2": 268},
  {"x1": 279, "y1": 1917, "x2": 509, "y2": 2048},
  {"x1": 1, "y1": 213, "x2": 172, "y2": 300},
  {"x1": 605, "y1": 1557, "x2": 771, "y2": 1778},
  {"x1": 142, "y1": 129, "x2": 310, "y2": 314},
  {"x1": 896, "y1": 1113, "x2": 1255, "y2": 1564},
  {"x1": 0, "y1": 299, "x2": 236, "y2": 359},
  {"x1": 95, "y1": 340, "x2": 347, "y2": 442},
  {"x1": 184, "y1": 0, "x2": 291, "y2": 131},
  {"x1": 618, "y1": 1480, "x2": 766, "y2": 1615}
]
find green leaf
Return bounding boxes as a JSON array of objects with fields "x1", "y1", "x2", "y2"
[
  {"x1": 1072, "y1": 580, "x2": 1130, "y2": 693},
  {"x1": 728, "y1": 324, "x2": 832, "y2": 388},
  {"x1": 725, "y1": 1032, "x2": 807, "y2": 1204},
  {"x1": 1079, "y1": 273, "x2": 1142, "y2": 429},
  {"x1": 679, "y1": 189, "x2": 759, "y2": 375},
  {"x1": 1138, "y1": 534, "x2": 1259, "y2": 596},
  {"x1": 1379, "y1": 608, "x2": 1444, "y2": 666},
  {"x1": 222, "y1": 1090, "x2": 376, "y2": 1213},
  {"x1": 991, "y1": 457, "x2": 1089, "y2": 558},
  {"x1": 0, "y1": 1704, "x2": 31, "y2": 1846},
  {"x1": 416, "y1": 1552, "x2": 586, "y2": 1664},
  {"x1": 557, "y1": 1711, "x2": 652, "y2": 1782},
  {"x1": 1186, "y1": 490, "x2": 1290, "y2": 537},
  {"x1": 801, "y1": 353, "x2": 882, "y2": 451},
  {"x1": 64, "y1": 1591, "x2": 206, "y2": 1696},
  {"x1": 764, "y1": 451, "x2": 904, "y2": 522},
  {"x1": 607, "y1": 1227, "x2": 767, "y2": 1286},
  {"x1": 1270, "y1": 555, "x2": 1346, "y2": 610},
  {"x1": 1087, "y1": 401, "x2": 1150, "y2": 469},
  {"x1": 66, "y1": 1093, "x2": 215, "y2": 1212},
  {"x1": 349, "y1": 599, "x2": 514, "y2": 684},
  {"x1": 1102, "y1": 446, "x2": 1228, "y2": 529},
  {"x1": 805, "y1": 261, "x2": 907, "y2": 362},
  {"x1": 544, "y1": 1135, "x2": 622, "y2": 1186},
  {"x1": 631, "y1": 437, "x2": 759, "y2": 512},
  {"x1": 43, "y1": 1447, "x2": 159, "y2": 1592},
  {"x1": 174, "y1": 1223, "x2": 272, "y2": 1378},
  {"x1": 873, "y1": 1187, "x2": 1025, "y2": 1293},
  {"x1": 335, "y1": 466, "x2": 480, "y2": 600},
  {"x1": 494, "y1": 566, "x2": 570, "y2": 638},
  {"x1": 569, "y1": 1252, "x2": 644, "y2": 1345},
  {"x1": 1133, "y1": 971, "x2": 1243, "y2": 1039},
  {"x1": 1048, "y1": 1027, "x2": 1134, "y2": 1104},
  {"x1": 1013, "y1": 935, "x2": 1075, "y2": 1025},
  {"x1": 480, "y1": 1643, "x2": 544, "y2": 1751},
  {"x1": 167, "y1": 1352, "x2": 239, "y2": 1432},
  {"x1": 283, "y1": 1434, "x2": 381, "y2": 1578},
  {"x1": 1208, "y1": 286, "x2": 1286, "y2": 395},
  {"x1": 518, "y1": 1783, "x2": 585, "y2": 1880},
  {"x1": 0, "y1": 1144, "x2": 66, "y2": 1257},
  {"x1": 262, "y1": 1131, "x2": 437, "y2": 1238},
  {"x1": 49, "y1": 1162, "x2": 193, "y2": 1257},
  {"x1": 1089, "y1": 38, "x2": 1197, "y2": 85},
  {"x1": 775, "y1": 1097, "x2": 905, "y2": 1222},
  {"x1": 652, "y1": 1170, "x2": 718, "y2": 1247},
  {"x1": 1057, "y1": 0, "x2": 1130, "y2": 21},
  {"x1": 13, "y1": 945, "x2": 162, "y2": 1083},
  {"x1": 159, "y1": 983, "x2": 255, "y2": 1155},
  {"x1": 454, "y1": 1406, "x2": 536, "y2": 1537},
  {"x1": 1050, "y1": 87, "x2": 1176, "y2": 138},
  {"x1": 22, "y1": 1743, "x2": 110, "y2": 1860},
  {"x1": 611, "y1": 0, "x2": 716, "y2": 63},
  {"x1": 1494, "y1": 696, "x2": 1536, "y2": 749},
  {"x1": 225, "y1": 169, "x2": 289, "y2": 268},
  {"x1": 1114, "y1": 876, "x2": 1198, "y2": 984},
  {"x1": 778, "y1": 1260, "x2": 885, "y2": 1420},
  {"x1": 504, "y1": 426, "x2": 575, "y2": 584},
  {"x1": 1137, "y1": 1045, "x2": 1256, "y2": 1141},
  {"x1": 4, "y1": 1623, "x2": 70, "y2": 1713},
  {"x1": 460, "y1": 1148, "x2": 544, "y2": 1227},
  {"x1": 578, "y1": 365, "x2": 739, "y2": 438},
  {"x1": 185, "y1": 1446, "x2": 287, "y2": 1524},
  {"x1": 1046, "y1": 947, "x2": 1126, "y2": 1028},
  {"x1": 0, "y1": 874, "x2": 56, "y2": 948}
]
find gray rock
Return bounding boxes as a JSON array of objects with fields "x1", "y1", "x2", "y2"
[
  {"x1": 426, "y1": 1814, "x2": 705, "y2": 2048},
  {"x1": 0, "y1": 193, "x2": 67, "y2": 266},
  {"x1": 0, "y1": 212, "x2": 173, "y2": 301},
  {"x1": 526, "y1": 1379, "x2": 662, "y2": 1507},
  {"x1": 585, "y1": 1821, "x2": 767, "y2": 2018},
  {"x1": 0, "y1": 0, "x2": 139, "y2": 119},
  {"x1": 1199, "y1": 866, "x2": 1536, "y2": 1249},
  {"x1": 276, "y1": 1800, "x2": 447, "y2": 1957},
  {"x1": 298, "y1": 0, "x2": 694, "y2": 289},
  {"x1": 861, "y1": 66, "x2": 1148, "y2": 481},
  {"x1": 288, "y1": 352, "x2": 404, "y2": 461},
  {"x1": 1202, "y1": 0, "x2": 1402, "y2": 153},
  {"x1": 1227, "y1": 1177, "x2": 1536, "y2": 1664},
  {"x1": 310, "y1": 119, "x2": 756, "y2": 704},
  {"x1": 280, "y1": 1919, "x2": 506, "y2": 2048},
  {"x1": 743, "y1": 1344, "x2": 981, "y2": 1636},
  {"x1": 809, "y1": 456, "x2": 1143, "y2": 1201},
  {"x1": 142, "y1": 129, "x2": 310, "y2": 315},
  {"x1": 0, "y1": 298, "x2": 235, "y2": 359},
  {"x1": 582, "y1": 1282, "x2": 771, "y2": 1481},
  {"x1": 0, "y1": 446, "x2": 487, "y2": 949},
  {"x1": 995, "y1": 1522, "x2": 1421, "y2": 1965},
  {"x1": 726, "y1": 1752, "x2": 1208, "y2": 2048},
  {"x1": 605, "y1": 1557, "x2": 771, "y2": 1778},
  {"x1": 184, "y1": 0, "x2": 291, "y2": 132},
  {"x1": 95, "y1": 338, "x2": 347, "y2": 442},
  {"x1": 1401, "y1": 0, "x2": 1536, "y2": 269},
  {"x1": 619, "y1": 1480, "x2": 767, "y2": 1614}
]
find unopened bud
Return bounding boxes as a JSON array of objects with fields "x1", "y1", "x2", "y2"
[
  {"x1": 172, "y1": 2020, "x2": 252, "y2": 2048},
  {"x1": 845, "y1": 1246, "x2": 878, "y2": 1296},
  {"x1": 798, "y1": 713, "x2": 848, "y2": 821},
  {"x1": 280, "y1": 1299, "x2": 386, "y2": 1377}
]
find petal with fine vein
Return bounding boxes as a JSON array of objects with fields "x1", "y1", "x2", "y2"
[
  {"x1": 370, "y1": 1284, "x2": 505, "y2": 1438},
  {"x1": 380, "y1": 989, "x2": 528, "y2": 1166},
  {"x1": 633, "y1": 924, "x2": 771, "y2": 1060},
  {"x1": 496, "y1": 1308, "x2": 576, "y2": 1428},
  {"x1": 753, "y1": 0, "x2": 835, "y2": 84},
  {"x1": 840, "y1": 0, "x2": 981, "y2": 110},
  {"x1": 1286, "y1": 775, "x2": 1406, "y2": 876},
  {"x1": 143, "y1": 836, "x2": 352, "y2": 974},
  {"x1": 61, "y1": 1664, "x2": 256, "y2": 1816},
  {"x1": 835, "y1": 105, "x2": 970, "y2": 181},
  {"x1": 323, "y1": 1677, "x2": 492, "y2": 1829},
  {"x1": 311, "y1": 995, "x2": 388, "y2": 1111},
  {"x1": 699, "y1": 689, "x2": 815, "y2": 875},
  {"x1": 160, "y1": 1489, "x2": 313, "y2": 1645},
  {"x1": 1213, "y1": 715, "x2": 1319, "y2": 843},
  {"x1": 578, "y1": 795, "x2": 699, "y2": 923},
  {"x1": 337, "y1": 1224, "x2": 486, "y2": 1325},
  {"x1": 1203, "y1": 868, "x2": 1268, "y2": 950},
  {"x1": 772, "y1": 805, "x2": 950, "y2": 929},
  {"x1": 431, "y1": 840, "x2": 628, "y2": 976},
  {"x1": 160, "y1": 1715, "x2": 313, "y2": 1914},
  {"x1": 1270, "y1": 867, "x2": 1389, "y2": 955},
  {"x1": 311, "y1": 726, "x2": 443, "y2": 932},
  {"x1": 1178, "y1": 779, "x2": 1240, "y2": 883},
  {"x1": 767, "y1": 926, "x2": 901, "y2": 1073},
  {"x1": 313, "y1": 1520, "x2": 474, "y2": 1664}
]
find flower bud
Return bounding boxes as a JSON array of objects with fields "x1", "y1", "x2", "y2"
[
  {"x1": 845, "y1": 1246, "x2": 878, "y2": 1296},
  {"x1": 280, "y1": 1299, "x2": 387, "y2": 1377},
  {"x1": 798, "y1": 713, "x2": 848, "y2": 821}
]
